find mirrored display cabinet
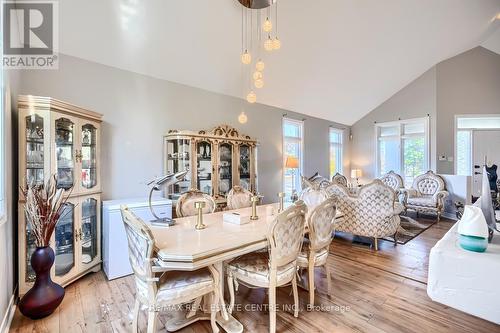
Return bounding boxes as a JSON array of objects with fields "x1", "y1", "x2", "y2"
[
  {"x1": 18, "y1": 95, "x2": 102, "y2": 295},
  {"x1": 164, "y1": 125, "x2": 258, "y2": 207}
]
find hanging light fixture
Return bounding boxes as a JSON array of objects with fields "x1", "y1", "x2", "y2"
[
  {"x1": 237, "y1": 0, "x2": 281, "y2": 104},
  {"x1": 238, "y1": 111, "x2": 248, "y2": 124}
]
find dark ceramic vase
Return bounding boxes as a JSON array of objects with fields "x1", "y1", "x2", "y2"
[{"x1": 19, "y1": 246, "x2": 65, "y2": 319}]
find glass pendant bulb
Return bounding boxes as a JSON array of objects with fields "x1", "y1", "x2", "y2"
[
  {"x1": 263, "y1": 18, "x2": 272, "y2": 32},
  {"x1": 241, "y1": 50, "x2": 251, "y2": 64},
  {"x1": 272, "y1": 37, "x2": 281, "y2": 50},
  {"x1": 264, "y1": 36, "x2": 273, "y2": 51},
  {"x1": 255, "y1": 60, "x2": 265, "y2": 72},
  {"x1": 238, "y1": 111, "x2": 248, "y2": 124},
  {"x1": 253, "y1": 71, "x2": 263, "y2": 80},
  {"x1": 246, "y1": 91, "x2": 257, "y2": 104},
  {"x1": 254, "y1": 79, "x2": 264, "y2": 89}
]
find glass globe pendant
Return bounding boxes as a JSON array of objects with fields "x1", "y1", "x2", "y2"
[
  {"x1": 272, "y1": 37, "x2": 281, "y2": 50},
  {"x1": 263, "y1": 18, "x2": 272, "y2": 32},
  {"x1": 264, "y1": 36, "x2": 273, "y2": 51},
  {"x1": 255, "y1": 60, "x2": 265, "y2": 72},
  {"x1": 238, "y1": 111, "x2": 248, "y2": 124},
  {"x1": 253, "y1": 71, "x2": 263, "y2": 80},
  {"x1": 241, "y1": 50, "x2": 251, "y2": 64},
  {"x1": 254, "y1": 79, "x2": 264, "y2": 89},
  {"x1": 246, "y1": 91, "x2": 257, "y2": 103}
]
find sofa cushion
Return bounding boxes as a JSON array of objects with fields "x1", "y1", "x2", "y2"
[{"x1": 407, "y1": 196, "x2": 436, "y2": 207}]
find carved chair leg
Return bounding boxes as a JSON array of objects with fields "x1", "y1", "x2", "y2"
[
  {"x1": 132, "y1": 299, "x2": 140, "y2": 333},
  {"x1": 210, "y1": 291, "x2": 220, "y2": 333},
  {"x1": 325, "y1": 265, "x2": 332, "y2": 296},
  {"x1": 373, "y1": 238, "x2": 379, "y2": 251},
  {"x1": 269, "y1": 284, "x2": 277, "y2": 333},
  {"x1": 227, "y1": 271, "x2": 235, "y2": 315},
  {"x1": 147, "y1": 309, "x2": 158, "y2": 333},
  {"x1": 308, "y1": 260, "x2": 315, "y2": 306},
  {"x1": 291, "y1": 275, "x2": 299, "y2": 318},
  {"x1": 437, "y1": 212, "x2": 441, "y2": 222},
  {"x1": 393, "y1": 232, "x2": 398, "y2": 246}
]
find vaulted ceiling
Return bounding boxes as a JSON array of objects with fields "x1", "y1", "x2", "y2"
[{"x1": 59, "y1": 0, "x2": 500, "y2": 125}]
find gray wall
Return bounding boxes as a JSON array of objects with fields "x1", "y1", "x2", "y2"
[
  {"x1": 10, "y1": 54, "x2": 349, "y2": 202},
  {"x1": 351, "y1": 46, "x2": 500, "y2": 181}
]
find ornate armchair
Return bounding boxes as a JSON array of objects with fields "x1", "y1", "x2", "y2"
[
  {"x1": 327, "y1": 180, "x2": 402, "y2": 250},
  {"x1": 297, "y1": 198, "x2": 336, "y2": 305},
  {"x1": 404, "y1": 170, "x2": 449, "y2": 221},
  {"x1": 120, "y1": 206, "x2": 220, "y2": 333},
  {"x1": 331, "y1": 172, "x2": 348, "y2": 187},
  {"x1": 226, "y1": 201, "x2": 307, "y2": 333},
  {"x1": 379, "y1": 170, "x2": 407, "y2": 205},
  {"x1": 299, "y1": 177, "x2": 329, "y2": 210},
  {"x1": 226, "y1": 185, "x2": 253, "y2": 210},
  {"x1": 176, "y1": 189, "x2": 216, "y2": 217},
  {"x1": 301, "y1": 172, "x2": 331, "y2": 190}
]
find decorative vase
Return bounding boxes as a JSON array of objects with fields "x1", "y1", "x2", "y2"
[{"x1": 19, "y1": 246, "x2": 65, "y2": 319}]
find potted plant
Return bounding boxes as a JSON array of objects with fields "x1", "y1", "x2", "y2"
[{"x1": 18, "y1": 175, "x2": 72, "y2": 319}]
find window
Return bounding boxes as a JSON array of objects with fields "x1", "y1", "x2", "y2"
[
  {"x1": 329, "y1": 128, "x2": 343, "y2": 178},
  {"x1": 283, "y1": 118, "x2": 303, "y2": 198},
  {"x1": 376, "y1": 118, "x2": 429, "y2": 186},
  {"x1": 456, "y1": 130, "x2": 472, "y2": 176}
]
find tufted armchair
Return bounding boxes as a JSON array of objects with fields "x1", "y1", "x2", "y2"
[
  {"x1": 301, "y1": 172, "x2": 331, "y2": 190},
  {"x1": 176, "y1": 189, "x2": 216, "y2": 217},
  {"x1": 331, "y1": 172, "x2": 348, "y2": 187},
  {"x1": 327, "y1": 180, "x2": 402, "y2": 251},
  {"x1": 226, "y1": 185, "x2": 253, "y2": 210},
  {"x1": 404, "y1": 170, "x2": 449, "y2": 221},
  {"x1": 379, "y1": 171, "x2": 407, "y2": 205}
]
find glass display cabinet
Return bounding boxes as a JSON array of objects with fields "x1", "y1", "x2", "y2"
[
  {"x1": 164, "y1": 125, "x2": 258, "y2": 206},
  {"x1": 18, "y1": 95, "x2": 103, "y2": 295}
]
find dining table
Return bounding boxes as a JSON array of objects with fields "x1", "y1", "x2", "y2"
[{"x1": 149, "y1": 202, "x2": 343, "y2": 333}]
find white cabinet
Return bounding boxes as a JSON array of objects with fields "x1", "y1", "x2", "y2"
[{"x1": 102, "y1": 197, "x2": 172, "y2": 280}]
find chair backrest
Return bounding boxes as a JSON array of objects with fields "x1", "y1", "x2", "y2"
[
  {"x1": 226, "y1": 185, "x2": 253, "y2": 210},
  {"x1": 268, "y1": 200, "x2": 307, "y2": 268},
  {"x1": 331, "y1": 172, "x2": 348, "y2": 187},
  {"x1": 411, "y1": 170, "x2": 446, "y2": 196},
  {"x1": 302, "y1": 172, "x2": 331, "y2": 190},
  {"x1": 308, "y1": 198, "x2": 336, "y2": 251},
  {"x1": 327, "y1": 179, "x2": 395, "y2": 223},
  {"x1": 120, "y1": 205, "x2": 155, "y2": 282},
  {"x1": 379, "y1": 170, "x2": 404, "y2": 191},
  {"x1": 299, "y1": 187, "x2": 328, "y2": 210},
  {"x1": 176, "y1": 189, "x2": 216, "y2": 217}
]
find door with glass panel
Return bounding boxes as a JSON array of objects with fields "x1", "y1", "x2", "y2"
[
  {"x1": 196, "y1": 140, "x2": 214, "y2": 195},
  {"x1": 217, "y1": 142, "x2": 234, "y2": 197},
  {"x1": 78, "y1": 121, "x2": 101, "y2": 194},
  {"x1": 51, "y1": 113, "x2": 79, "y2": 194},
  {"x1": 79, "y1": 195, "x2": 101, "y2": 270}
]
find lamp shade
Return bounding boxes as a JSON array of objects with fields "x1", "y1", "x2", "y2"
[
  {"x1": 285, "y1": 156, "x2": 299, "y2": 169},
  {"x1": 458, "y1": 205, "x2": 489, "y2": 238},
  {"x1": 351, "y1": 169, "x2": 362, "y2": 178}
]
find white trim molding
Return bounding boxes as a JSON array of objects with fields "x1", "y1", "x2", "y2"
[{"x1": 0, "y1": 291, "x2": 16, "y2": 333}]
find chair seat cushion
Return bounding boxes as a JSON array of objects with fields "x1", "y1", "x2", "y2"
[
  {"x1": 297, "y1": 244, "x2": 329, "y2": 267},
  {"x1": 136, "y1": 268, "x2": 214, "y2": 303},
  {"x1": 407, "y1": 196, "x2": 436, "y2": 207},
  {"x1": 227, "y1": 252, "x2": 296, "y2": 286}
]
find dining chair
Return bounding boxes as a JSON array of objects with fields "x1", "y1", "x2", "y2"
[
  {"x1": 299, "y1": 179, "x2": 329, "y2": 211},
  {"x1": 296, "y1": 198, "x2": 336, "y2": 306},
  {"x1": 226, "y1": 185, "x2": 253, "y2": 210},
  {"x1": 226, "y1": 201, "x2": 307, "y2": 333},
  {"x1": 120, "y1": 205, "x2": 220, "y2": 333},
  {"x1": 331, "y1": 172, "x2": 348, "y2": 187},
  {"x1": 176, "y1": 189, "x2": 216, "y2": 217}
]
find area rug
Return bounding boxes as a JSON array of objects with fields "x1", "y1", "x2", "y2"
[{"x1": 381, "y1": 216, "x2": 436, "y2": 245}]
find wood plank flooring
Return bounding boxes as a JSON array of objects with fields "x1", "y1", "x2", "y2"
[{"x1": 10, "y1": 217, "x2": 500, "y2": 333}]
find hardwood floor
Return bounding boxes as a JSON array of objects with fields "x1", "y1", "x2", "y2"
[{"x1": 10, "y1": 217, "x2": 500, "y2": 333}]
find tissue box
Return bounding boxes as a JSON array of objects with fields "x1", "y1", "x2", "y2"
[{"x1": 223, "y1": 212, "x2": 251, "y2": 225}]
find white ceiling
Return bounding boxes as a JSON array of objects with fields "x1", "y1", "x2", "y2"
[{"x1": 58, "y1": 0, "x2": 500, "y2": 125}]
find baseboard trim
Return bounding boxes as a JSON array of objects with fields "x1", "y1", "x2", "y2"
[{"x1": 0, "y1": 290, "x2": 17, "y2": 333}]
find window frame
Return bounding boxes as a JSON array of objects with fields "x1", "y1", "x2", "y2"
[
  {"x1": 374, "y1": 117, "x2": 430, "y2": 184},
  {"x1": 282, "y1": 117, "x2": 304, "y2": 196},
  {"x1": 0, "y1": 2, "x2": 5, "y2": 225},
  {"x1": 329, "y1": 127, "x2": 343, "y2": 178}
]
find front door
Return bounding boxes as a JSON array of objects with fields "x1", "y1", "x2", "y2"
[{"x1": 472, "y1": 130, "x2": 500, "y2": 197}]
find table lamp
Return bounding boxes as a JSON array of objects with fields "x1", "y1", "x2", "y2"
[
  {"x1": 146, "y1": 170, "x2": 188, "y2": 226},
  {"x1": 351, "y1": 169, "x2": 362, "y2": 187},
  {"x1": 285, "y1": 156, "x2": 300, "y2": 201}
]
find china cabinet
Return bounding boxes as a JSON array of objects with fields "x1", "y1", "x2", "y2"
[
  {"x1": 163, "y1": 125, "x2": 258, "y2": 206},
  {"x1": 18, "y1": 95, "x2": 102, "y2": 295}
]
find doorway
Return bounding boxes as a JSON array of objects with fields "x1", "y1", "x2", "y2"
[{"x1": 472, "y1": 130, "x2": 500, "y2": 197}]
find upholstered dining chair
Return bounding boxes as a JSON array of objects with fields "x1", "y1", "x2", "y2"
[
  {"x1": 176, "y1": 189, "x2": 216, "y2": 217},
  {"x1": 226, "y1": 201, "x2": 308, "y2": 333},
  {"x1": 299, "y1": 178, "x2": 329, "y2": 210},
  {"x1": 120, "y1": 205, "x2": 220, "y2": 333},
  {"x1": 297, "y1": 198, "x2": 336, "y2": 306},
  {"x1": 301, "y1": 172, "x2": 331, "y2": 190},
  {"x1": 379, "y1": 170, "x2": 407, "y2": 205},
  {"x1": 326, "y1": 180, "x2": 402, "y2": 251},
  {"x1": 404, "y1": 170, "x2": 449, "y2": 221},
  {"x1": 331, "y1": 172, "x2": 348, "y2": 187},
  {"x1": 226, "y1": 185, "x2": 253, "y2": 210}
]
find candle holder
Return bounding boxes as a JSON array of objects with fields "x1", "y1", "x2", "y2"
[
  {"x1": 194, "y1": 201, "x2": 206, "y2": 230},
  {"x1": 250, "y1": 195, "x2": 260, "y2": 220},
  {"x1": 278, "y1": 192, "x2": 285, "y2": 213}
]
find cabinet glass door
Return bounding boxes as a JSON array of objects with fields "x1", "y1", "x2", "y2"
[
  {"x1": 81, "y1": 124, "x2": 98, "y2": 190},
  {"x1": 81, "y1": 198, "x2": 98, "y2": 265},
  {"x1": 54, "y1": 202, "x2": 75, "y2": 277},
  {"x1": 25, "y1": 114, "x2": 45, "y2": 185},
  {"x1": 55, "y1": 117, "x2": 75, "y2": 190},
  {"x1": 165, "y1": 138, "x2": 191, "y2": 200},
  {"x1": 25, "y1": 217, "x2": 37, "y2": 283},
  {"x1": 218, "y1": 143, "x2": 233, "y2": 196},
  {"x1": 239, "y1": 144, "x2": 251, "y2": 191},
  {"x1": 196, "y1": 141, "x2": 213, "y2": 195}
]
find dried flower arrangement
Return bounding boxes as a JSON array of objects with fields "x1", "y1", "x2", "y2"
[{"x1": 20, "y1": 175, "x2": 73, "y2": 247}]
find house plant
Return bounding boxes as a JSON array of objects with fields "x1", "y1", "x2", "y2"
[{"x1": 18, "y1": 175, "x2": 72, "y2": 319}]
